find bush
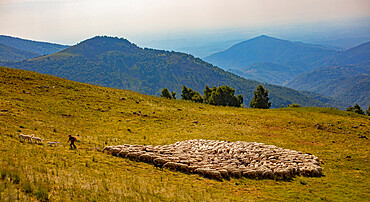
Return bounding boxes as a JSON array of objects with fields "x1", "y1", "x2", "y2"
[
  {"x1": 346, "y1": 103, "x2": 365, "y2": 115},
  {"x1": 287, "y1": 103, "x2": 301, "y2": 108},
  {"x1": 160, "y1": 88, "x2": 172, "y2": 99}
]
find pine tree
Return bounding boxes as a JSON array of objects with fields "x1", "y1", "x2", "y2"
[
  {"x1": 250, "y1": 85, "x2": 271, "y2": 109},
  {"x1": 160, "y1": 88, "x2": 172, "y2": 99}
]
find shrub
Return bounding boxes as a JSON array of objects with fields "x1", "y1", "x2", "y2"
[
  {"x1": 160, "y1": 88, "x2": 172, "y2": 99},
  {"x1": 287, "y1": 103, "x2": 302, "y2": 108},
  {"x1": 346, "y1": 103, "x2": 365, "y2": 115}
]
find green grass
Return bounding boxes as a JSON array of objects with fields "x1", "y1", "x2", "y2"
[{"x1": 0, "y1": 66, "x2": 369, "y2": 201}]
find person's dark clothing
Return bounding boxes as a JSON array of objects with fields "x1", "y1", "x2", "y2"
[{"x1": 68, "y1": 136, "x2": 77, "y2": 149}]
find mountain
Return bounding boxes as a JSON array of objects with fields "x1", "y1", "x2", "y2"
[
  {"x1": 0, "y1": 43, "x2": 41, "y2": 62},
  {"x1": 320, "y1": 41, "x2": 370, "y2": 66},
  {"x1": 204, "y1": 35, "x2": 338, "y2": 71},
  {"x1": 286, "y1": 64, "x2": 370, "y2": 108},
  {"x1": 0, "y1": 35, "x2": 69, "y2": 55},
  {"x1": 2, "y1": 36, "x2": 345, "y2": 108}
]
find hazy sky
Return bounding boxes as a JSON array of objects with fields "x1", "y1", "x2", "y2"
[{"x1": 0, "y1": 0, "x2": 369, "y2": 45}]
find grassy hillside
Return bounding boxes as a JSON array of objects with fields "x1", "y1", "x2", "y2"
[
  {"x1": 0, "y1": 66, "x2": 369, "y2": 201},
  {"x1": 1, "y1": 36, "x2": 340, "y2": 108}
]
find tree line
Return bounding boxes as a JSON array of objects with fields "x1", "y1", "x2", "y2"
[{"x1": 161, "y1": 84, "x2": 271, "y2": 109}]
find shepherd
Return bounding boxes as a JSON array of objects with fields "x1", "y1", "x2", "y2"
[{"x1": 67, "y1": 134, "x2": 77, "y2": 149}]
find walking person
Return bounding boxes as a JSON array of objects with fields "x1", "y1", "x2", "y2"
[{"x1": 67, "y1": 134, "x2": 77, "y2": 149}]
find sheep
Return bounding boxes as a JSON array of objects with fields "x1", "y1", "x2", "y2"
[
  {"x1": 19, "y1": 134, "x2": 26, "y2": 141},
  {"x1": 102, "y1": 146, "x2": 113, "y2": 153},
  {"x1": 22, "y1": 134, "x2": 34, "y2": 143},
  {"x1": 32, "y1": 136, "x2": 43, "y2": 144},
  {"x1": 47, "y1": 141, "x2": 62, "y2": 147}
]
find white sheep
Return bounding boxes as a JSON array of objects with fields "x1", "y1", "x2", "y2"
[
  {"x1": 32, "y1": 136, "x2": 43, "y2": 144},
  {"x1": 47, "y1": 142, "x2": 62, "y2": 146}
]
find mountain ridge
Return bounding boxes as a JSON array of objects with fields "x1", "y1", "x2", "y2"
[
  {"x1": 0, "y1": 35, "x2": 69, "y2": 56},
  {"x1": 1, "y1": 36, "x2": 345, "y2": 109},
  {"x1": 204, "y1": 35, "x2": 338, "y2": 71}
]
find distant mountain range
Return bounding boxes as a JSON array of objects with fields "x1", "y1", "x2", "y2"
[
  {"x1": 204, "y1": 35, "x2": 369, "y2": 108},
  {"x1": 0, "y1": 35, "x2": 69, "y2": 56},
  {"x1": 1, "y1": 36, "x2": 344, "y2": 109}
]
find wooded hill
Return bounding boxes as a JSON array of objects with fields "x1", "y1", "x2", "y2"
[{"x1": 1, "y1": 36, "x2": 345, "y2": 109}]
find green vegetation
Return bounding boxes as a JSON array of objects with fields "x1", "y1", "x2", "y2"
[
  {"x1": 203, "y1": 85, "x2": 243, "y2": 107},
  {"x1": 1, "y1": 36, "x2": 344, "y2": 108},
  {"x1": 160, "y1": 88, "x2": 172, "y2": 99},
  {"x1": 0, "y1": 66, "x2": 369, "y2": 201},
  {"x1": 181, "y1": 86, "x2": 203, "y2": 103},
  {"x1": 366, "y1": 105, "x2": 370, "y2": 116},
  {"x1": 287, "y1": 103, "x2": 302, "y2": 108},
  {"x1": 346, "y1": 103, "x2": 365, "y2": 115},
  {"x1": 250, "y1": 85, "x2": 271, "y2": 109},
  {"x1": 180, "y1": 85, "x2": 243, "y2": 107},
  {"x1": 286, "y1": 64, "x2": 370, "y2": 109}
]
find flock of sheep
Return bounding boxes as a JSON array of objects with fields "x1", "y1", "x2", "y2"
[
  {"x1": 102, "y1": 139, "x2": 323, "y2": 181},
  {"x1": 18, "y1": 133, "x2": 61, "y2": 146},
  {"x1": 19, "y1": 134, "x2": 43, "y2": 143}
]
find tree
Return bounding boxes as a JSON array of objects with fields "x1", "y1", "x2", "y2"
[
  {"x1": 366, "y1": 105, "x2": 370, "y2": 116},
  {"x1": 181, "y1": 85, "x2": 203, "y2": 103},
  {"x1": 181, "y1": 86, "x2": 192, "y2": 100},
  {"x1": 346, "y1": 103, "x2": 365, "y2": 115},
  {"x1": 171, "y1": 91, "x2": 176, "y2": 99},
  {"x1": 160, "y1": 88, "x2": 172, "y2": 99},
  {"x1": 204, "y1": 85, "x2": 243, "y2": 107},
  {"x1": 203, "y1": 85, "x2": 213, "y2": 103},
  {"x1": 250, "y1": 85, "x2": 271, "y2": 109}
]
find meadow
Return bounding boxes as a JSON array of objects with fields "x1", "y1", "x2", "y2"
[{"x1": 0, "y1": 66, "x2": 369, "y2": 201}]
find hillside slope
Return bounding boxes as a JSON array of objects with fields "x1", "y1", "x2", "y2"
[
  {"x1": 229, "y1": 62, "x2": 307, "y2": 86},
  {"x1": 0, "y1": 66, "x2": 368, "y2": 201},
  {"x1": 2, "y1": 36, "x2": 341, "y2": 108},
  {"x1": 0, "y1": 43, "x2": 41, "y2": 62},
  {"x1": 0, "y1": 35, "x2": 69, "y2": 55},
  {"x1": 320, "y1": 41, "x2": 370, "y2": 66},
  {"x1": 286, "y1": 64, "x2": 370, "y2": 108}
]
